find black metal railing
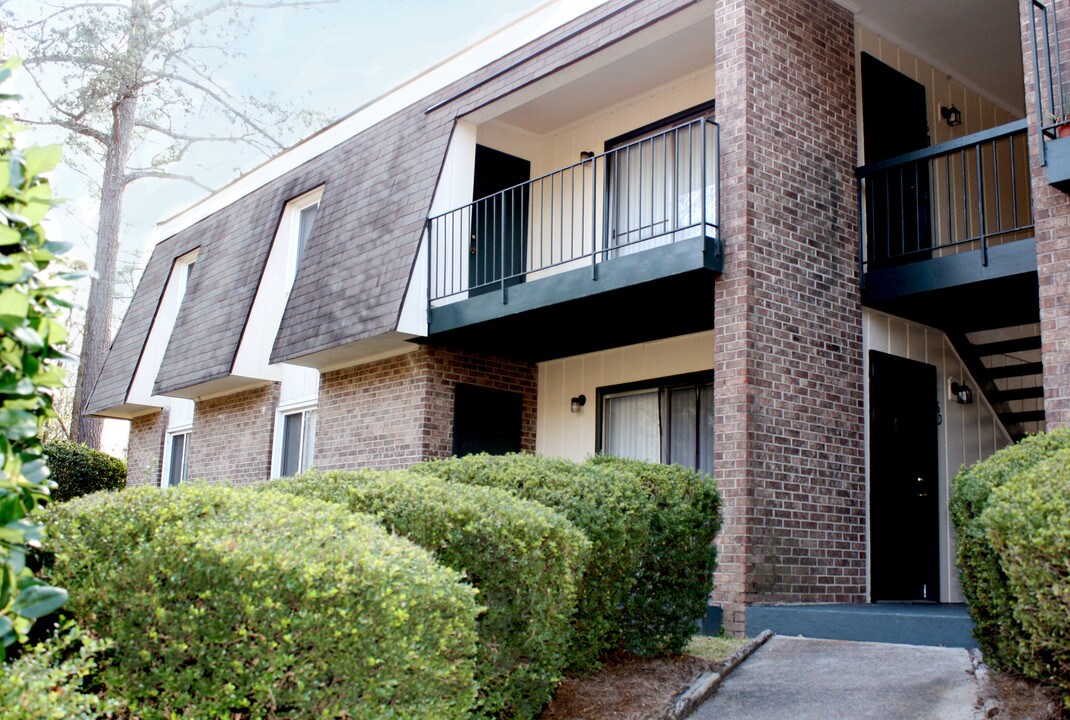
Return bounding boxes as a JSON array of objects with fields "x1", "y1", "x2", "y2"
[
  {"x1": 427, "y1": 117, "x2": 719, "y2": 305},
  {"x1": 857, "y1": 120, "x2": 1034, "y2": 276},
  {"x1": 1030, "y1": 0, "x2": 1068, "y2": 144}
]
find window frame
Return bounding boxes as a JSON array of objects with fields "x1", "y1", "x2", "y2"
[
  {"x1": 271, "y1": 400, "x2": 318, "y2": 478},
  {"x1": 596, "y1": 371, "x2": 714, "y2": 473},
  {"x1": 161, "y1": 426, "x2": 191, "y2": 488},
  {"x1": 284, "y1": 187, "x2": 323, "y2": 289}
]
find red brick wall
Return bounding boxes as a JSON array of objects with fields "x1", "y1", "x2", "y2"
[
  {"x1": 1021, "y1": 0, "x2": 1070, "y2": 427},
  {"x1": 713, "y1": 0, "x2": 865, "y2": 632},
  {"x1": 316, "y1": 346, "x2": 536, "y2": 471},
  {"x1": 188, "y1": 384, "x2": 280, "y2": 484},
  {"x1": 126, "y1": 409, "x2": 169, "y2": 487}
]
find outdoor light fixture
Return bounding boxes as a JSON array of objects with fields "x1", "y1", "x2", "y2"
[
  {"x1": 951, "y1": 381, "x2": 974, "y2": 405},
  {"x1": 580, "y1": 150, "x2": 595, "y2": 160},
  {"x1": 941, "y1": 105, "x2": 962, "y2": 127},
  {"x1": 570, "y1": 394, "x2": 586, "y2": 413}
]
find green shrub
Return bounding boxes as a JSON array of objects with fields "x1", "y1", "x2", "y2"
[
  {"x1": 414, "y1": 453, "x2": 721, "y2": 665},
  {"x1": 267, "y1": 470, "x2": 591, "y2": 719},
  {"x1": 0, "y1": 623, "x2": 119, "y2": 719},
  {"x1": 950, "y1": 429, "x2": 1070, "y2": 669},
  {"x1": 42, "y1": 441, "x2": 125, "y2": 503},
  {"x1": 0, "y1": 54, "x2": 70, "y2": 655},
  {"x1": 983, "y1": 449, "x2": 1070, "y2": 707},
  {"x1": 45, "y1": 484, "x2": 479, "y2": 720},
  {"x1": 583, "y1": 455, "x2": 721, "y2": 656}
]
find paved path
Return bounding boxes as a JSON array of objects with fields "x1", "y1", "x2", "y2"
[{"x1": 691, "y1": 636, "x2": 979, "y2": 720}]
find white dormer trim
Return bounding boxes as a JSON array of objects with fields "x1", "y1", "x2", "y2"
[
  {"x1": 232, "y1": 186, "x2": 324, "y2": 381},
  {"x1": 127, "y1": 249, "x2": 199, "y2": 409}
]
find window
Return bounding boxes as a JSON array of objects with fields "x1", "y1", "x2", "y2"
[
  {"x1": 285, "y1": 189, "x2": 322, "y2": 287},
  {"x1": 162, "y1": 430, "x2": 190, "y2": 487},
  {"x1": 605, "y1": 101, "x2": 717, "y2": 257},
  {"x1": 600, "y1": 374, "x2": 713, "y2": 474},
  {"x1": 278, "y1": 407, "x2": 317, "y2": 477}
]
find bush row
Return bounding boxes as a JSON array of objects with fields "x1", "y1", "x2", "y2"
[
  {"x1": 264, "y1": 469, "x2": 591, "y2": 720},
  {"x1": 414, "y1": 453, "x2": 722, "y2": 666},
  {"x1": 43, "y1": 440, "x2": 126, "y2": 503},
  {"x1": 951, "y1": 429, "x2": 1070, "y2": 706},
  {"x1": 46, "y1": 485, "x2": 480, "y2": 720}
]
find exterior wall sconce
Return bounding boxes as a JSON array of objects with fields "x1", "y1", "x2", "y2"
[
  {"x1": 941, "y1": 105, "x2": 962, "y2": 127},
  {"x1": 950, "y1": 381, "x2": 973, "y2": 405},
  {"x1": 579, "y1": 151, "x2": 595, "y2": 160},
  {"x1": 570, "y1": 394, "x2": 586, "y2": 413}
]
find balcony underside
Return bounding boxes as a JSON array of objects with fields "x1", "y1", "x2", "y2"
[
  {"x1": 862, "y1": 238, "x2": 1038, "y2": 332},
  {"x1": 426, "y1": 235, "x2": 721, "y2": 361}
]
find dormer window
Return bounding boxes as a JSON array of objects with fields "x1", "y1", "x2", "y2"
[{"x1": 285, "y1": 188, "x2": 323, "y2": 288}]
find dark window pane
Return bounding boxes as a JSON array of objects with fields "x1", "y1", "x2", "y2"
[
  {"x1": 296, "y1": 204, "x2": 319, "y2": 271},
  {"x1": 281, "y1": 413, "x2": 302, "y2": 477},
  {"x1": 168, "y1": 433, "x2": 186, "y2": 487},
  {"x1": 668, "y1": 386, "x2": 697, "y2": 468}
]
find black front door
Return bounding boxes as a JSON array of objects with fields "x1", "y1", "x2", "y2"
[
  {"x1": 861, "y1": 53, "x2": 932, "y2": 267},
  {"x1": 470, "y1": 145, "x2": 530, "y2": 296},
  {"x1": 869, "y1": 350, "x2": 940, "y2": 602}
]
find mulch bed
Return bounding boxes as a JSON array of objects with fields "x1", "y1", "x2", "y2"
[
  {"x1": 989, "y1": 670, "x2": 1066, "y2": 720},
  {"x1": 540, "y1": 651, "x2": 721, "y2": 720}
]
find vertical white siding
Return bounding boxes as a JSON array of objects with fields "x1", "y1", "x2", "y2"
[
  {"x1": 863, "y1": 309, "x2": 1012, "y2": 602},
  {"x1": 536, "y1": 331, "x2": 714, "y2": 461}
]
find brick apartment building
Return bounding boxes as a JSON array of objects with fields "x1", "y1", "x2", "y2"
[{"x1": 87, "y1": 0, "x2": 1069, "y2": 633}]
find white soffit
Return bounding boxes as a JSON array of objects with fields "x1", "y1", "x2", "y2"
[{"x1": 156, "y1": 0, "x2": 610, "y2": 241}]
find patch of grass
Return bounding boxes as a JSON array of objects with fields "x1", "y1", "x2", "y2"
[{"x1": 685, "y1": 635, "x2": 749, "y2": 663}]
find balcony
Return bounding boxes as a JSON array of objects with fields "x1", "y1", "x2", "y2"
[
  {"x1": 425, "y1": 117, "x2": 721, "y2": 360},
  {"x1": 1029, "y1": 0, "x2": 1070, "y2": 189},
  {"x1": 857, "y1": 121, "x2": 1044, "y2": 436}
]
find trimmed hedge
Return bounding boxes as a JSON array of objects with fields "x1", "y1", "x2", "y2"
[
  {"x1": 0, "y1": 624, "x2": 119, "y2": 719},
  {"x1": 414, "y1": 453, "x2": 721, "y2": 665},
  {"x1": 43, "y1": 441, "x2": 126, "y2": 503},
  {"x1": 266, "y1": 469, "x2": 591, "y2": 720},
  {"x1": 949, "y1": 429, "x2": 1070, "y2": 668},
  {"x1": 45, "y1": 485, "x2": 479, "y2": 719},
  {"x1": 584, "y1": 455, "x2": 721, "y2": 656},
  {"x1": 982, "y1": 449, "x2": 1070, "y2": 707}
]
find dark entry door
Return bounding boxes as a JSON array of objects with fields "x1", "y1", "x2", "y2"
[
  {"x1": 869, "y1": 350, "x2": 940, "y2": 602},
  {"x1": 452, "y1": 383, "x2": 523, "y2": 457},
  {"x1": 470, "y1": 145, "x2": 530, "y2": 296},
  {"x1": 861, "y1": 53, "x2": 932, "y2": 267}
]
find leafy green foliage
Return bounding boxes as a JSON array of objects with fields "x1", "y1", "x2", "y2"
[
  {"x1": 982, "y1": 448, "x2": 1070, "y2": 707},
  {"x1": 0, "y1": 623, "x2": 119, "y2": 719},
  {"x1": 43, "y1": 441, "x2": 125, "y2": 503},
  {"x1": 414, "y1": 453, "x2": 721, "y2": 667},
  {"x1": 584, "y1": 456, "x2": 722, "y2": 656},
  {"x1": 0, "y1": 53, "x2": 70, "y2": 657},
  {"x1": 45, "y1": 484, "x2": 480, "y2": 719},
  {"x1": 267, "y1": 470, "x2": 591, "y2": 720},
  {"x1": 949, "y1": 429, "x2": 1070, "y2": 668}
]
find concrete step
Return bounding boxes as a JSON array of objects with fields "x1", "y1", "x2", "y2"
[{"x1": 741, "y1": 603, "x2": 977, "y2": 648}]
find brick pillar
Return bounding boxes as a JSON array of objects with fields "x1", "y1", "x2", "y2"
[
  {"x1": 1021, "y1": 0, "x2": 1070, "y2": 427},
  {"x1": 189, "y1": 383, "x2": 280, "y2": 484},
  {"x1": 126, "y1": 409, "x2": 169, "y2": 487},
  {"x1": 712, "y1": 0, "x2": 865, "y2": 634}
]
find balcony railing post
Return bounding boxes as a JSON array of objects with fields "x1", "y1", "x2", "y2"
[
  {"x1": 857, "y1": 176, "x2": 866, "y2": 289},
  {"x1": 591, "y1": 155, "x2": 599, "y2": 280},
  {"x1": 701, "y1": 118, "x2": 708, "y2": 239},
  {"x1": 1031, "y1": 2, "x2": 1049, "y2": 158},
  {"x1": 976, "y1": 143, "x2": 988, "y2": 267}
]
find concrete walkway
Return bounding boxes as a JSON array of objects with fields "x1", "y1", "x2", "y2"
[{"x1": 691, "y1": 636, "x2": 980, "y2": 720}]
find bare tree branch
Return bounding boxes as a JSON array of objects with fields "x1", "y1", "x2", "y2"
[{"x1": 124, "y1": 169, "x2": 213, "y2": 192}]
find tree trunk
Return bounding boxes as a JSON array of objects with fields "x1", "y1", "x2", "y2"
[{"x1": 70, "y1": 94, "x2": 138, "y2": 448}]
